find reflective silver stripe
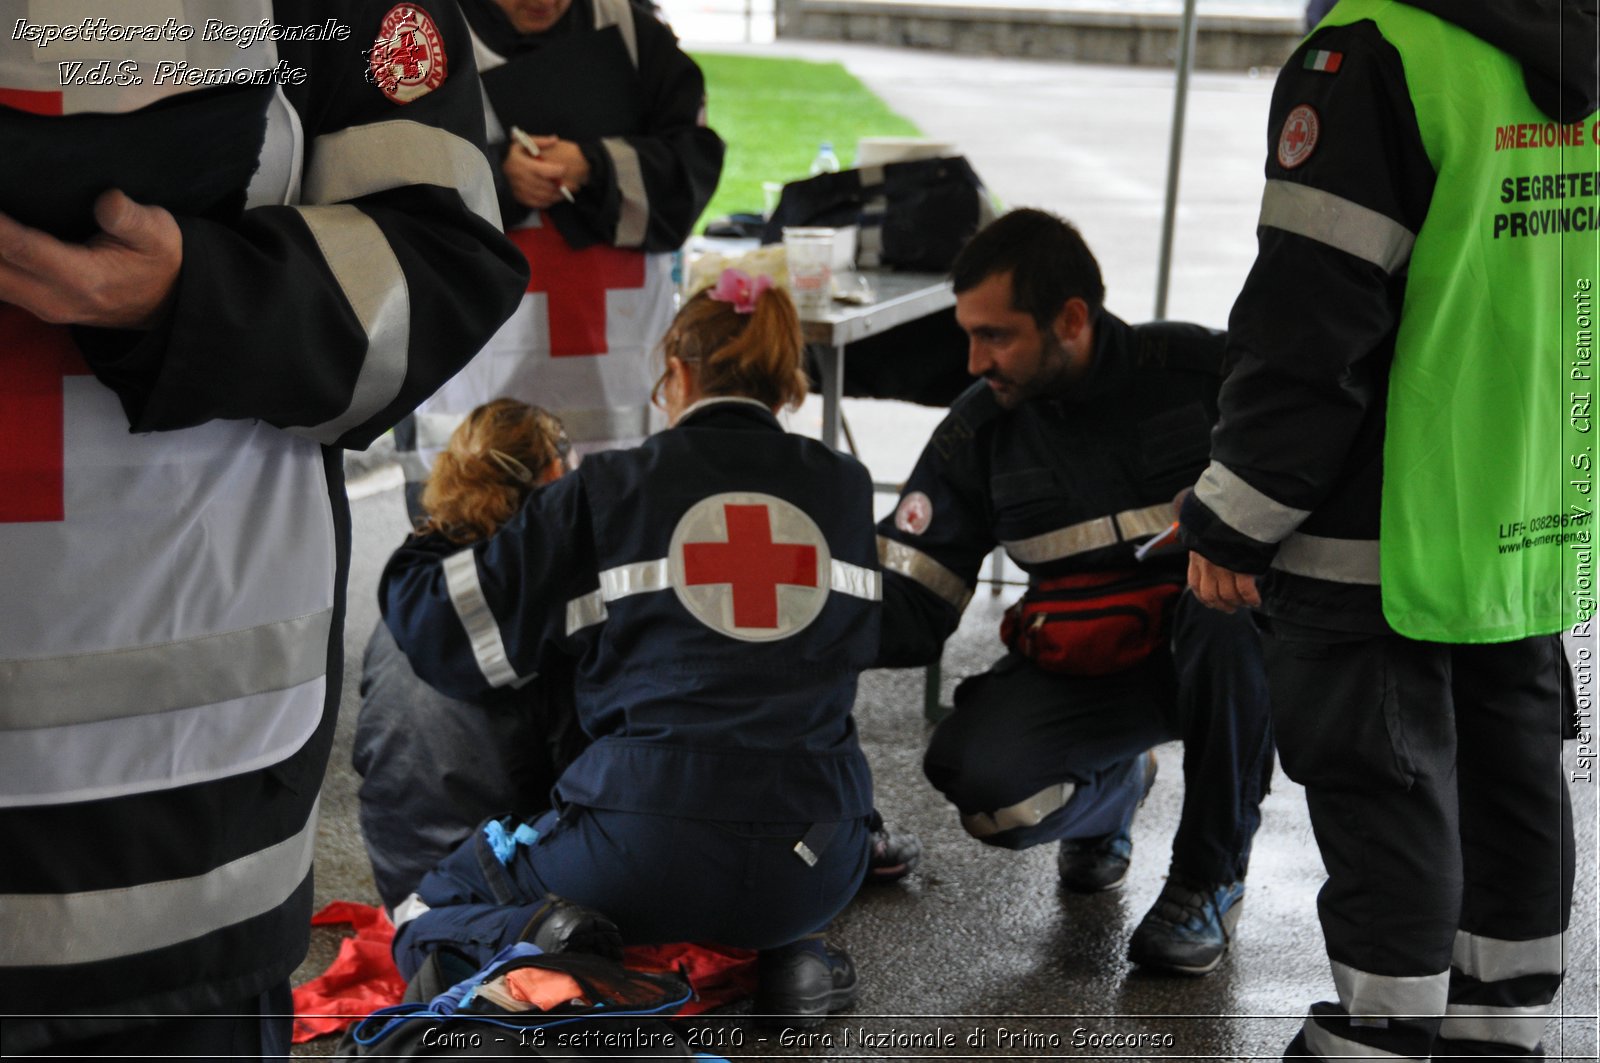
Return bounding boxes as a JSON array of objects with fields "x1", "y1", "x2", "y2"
[
  {"x1": 443, "y1": 550, "x2": 522, "y2": 688},
  {"x1": 1332, "y1": 960, "x2": 1448, "y2": 1017},
  {"x1": 301, "y1": 119, "x2": 502, "y2": 228},
  {"x1": 1453, "y1": 930, "x2": 1567, "y2": 981},
  {"x1": 0, "y1": 801, "x2": 318, "y2": 967},
  {"x1": 1272, "y1": 533, "x2": 1381, "y2": 585},
  {"x1": 960, "y1": 782, "x2": 1075, "y2": 838},
  {"x1": 391, "y1": 892, "x2": 433, "y2": 930},
  {"x1": 1260, "y1": 179, "x2": 1416, "y2": 274},
  {"x1": 293, "y1": 205, "x2": 411, "y2": 444},
  {"x1": 599, "y1": 559, "x2": 672, "y2": 600},
  {"x1": 1002, "y1": 516, "x2": 1116, "y2": 564},
  {"x1": 877, "y1": 537, "x2": 972, "y2": 611},
  {"x1": 1303, "y1": 1020, "x2": 1421, "y2": 1060},
  {"x1": 1115, "y1": 503, "x2": 1175, "y2": 542},
  {"x1": 1195, "y1": 461, "x2": 1309, "y2": 543},
  {"x1": 0, "y1": 610, "x2": 331, "y2": 730},
  {"x1": 1001, "y1": 505, "x2": 1171, "y2": 563},
  {"x1": 566, "y1": 590, "x2": 607, "y2": 636},
  {"x1": 591, "y1": 0, "x2": 639, "y2": 66},
  {"x1": 568, "y1": 556, "x2": 875, "y2": 633},
  {"x1": 830, "y1": 560, "x2": 882, "y2": 601},
  {"x1": 603, "y1": 137, "x2": 650, "y2": 247},
  {"x1": 0, "y1": 677, "x2": 325, "y2": 807},
  {"x1": 1440, "y1": 1004, "x2": 1552, "y2": 1051},
  {"x1": 566, "y1": 560, "x2": 672, "y2": 635}
]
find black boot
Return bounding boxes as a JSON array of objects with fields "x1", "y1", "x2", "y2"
[
  {"x1": 518, "y1": 894, "x2": 624, "y2": 961},
  {"x1": 754, "y1": 939, "x2": 859, "y2": 1028}
]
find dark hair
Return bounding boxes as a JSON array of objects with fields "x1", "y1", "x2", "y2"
[
  {"x1": 653, "y1": 285, "x2": 808, "y2": 411},
  {"x1": 950, "y1": 208, "x2": 1105, "y2": 330}
]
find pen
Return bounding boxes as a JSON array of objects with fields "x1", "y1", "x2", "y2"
[
  {"x1": 510, "y1": 126, "x2": 577, "y2": 204},
  {"x1": 1133, "y1": 521, "x2": 1182, "y2": 562}
]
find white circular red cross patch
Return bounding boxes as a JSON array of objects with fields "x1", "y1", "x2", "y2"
[
  {"x1": 1277, "y1": 104, "x2": 1320, "y2": 170},
  {"x1": 668, "y1": 492, "x2": 830, "y2": 642},
  {"x1": 370, "y1": 5, "x2": 448, "y2": 105},
  {"x1": 894, "y1": 491, "x2": 934, "y2": 536}
]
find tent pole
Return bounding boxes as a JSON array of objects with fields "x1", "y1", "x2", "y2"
[{"x1": 1154, "y1": 0, "x2": 1199, "y2": 320}]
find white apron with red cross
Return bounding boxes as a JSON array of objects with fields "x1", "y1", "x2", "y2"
[
  {"x1": 410, "y1": 211, "x2": 673, "y2": 465},
  {"x1": 0, "y1": 1, "x2": 332, "y2": 809}
]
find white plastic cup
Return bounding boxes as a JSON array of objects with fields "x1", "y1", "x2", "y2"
[{"x1": 783, "y1": 226, "x2": 835, "y2": 317}]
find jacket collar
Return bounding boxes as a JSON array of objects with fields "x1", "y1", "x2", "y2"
[
  {"x1": 676, "y1": 396, "x2": 784, "y2": 430},
  {"x1": 1049, "y1": 309, "x2": 1134, "y2": 405}
]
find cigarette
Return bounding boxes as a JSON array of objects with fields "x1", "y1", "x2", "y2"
[{"x1": 510, "y1": 126, "x2": 577, "y2": 204}]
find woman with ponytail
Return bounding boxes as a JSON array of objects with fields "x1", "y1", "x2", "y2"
[
  {"x1": 354, "y1": 400, "x2": 584, "y2": 914},
  {"x1": 381, "y1": 273, "x2": 882, "y2": 1026}
]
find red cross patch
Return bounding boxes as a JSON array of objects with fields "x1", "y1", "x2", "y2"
[
  {"x1": 369, "y1": 5, "x2": 448, "y2": 105},
  {"x1": 670, "y1": 493, "x2": 829, "y2": 641},
  {"x1": 1277, "y1": 104, "x2": 1320, "y2": 170}
]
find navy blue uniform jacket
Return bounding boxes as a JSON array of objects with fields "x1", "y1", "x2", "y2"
[
  {"x1": 383, "y1": 398, "x2": 879, "y2": 823},
  {"x1": 877, "y1": 313, "x2": 1226, "y2": 666}
]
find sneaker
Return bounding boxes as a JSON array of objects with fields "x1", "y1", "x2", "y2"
[
  {"x1": 863, "y1": 813, "x2": 923, "y2": 884},
  {"x1": 1057, "y1": 831, "x2": 1135, "y2": 892},
  {"x1": 1127, "y1": 874, "x2": 1245, "y2": 975},
  {"x1": 519, "y1": 895, "x2": 624, "y2": 961},
  {"x1": 1057, "y1": 750, "x2": 1157, "y2": 893},
  {"x1": 754, "y1": 942, "x2": 859, "y2": 1029}
]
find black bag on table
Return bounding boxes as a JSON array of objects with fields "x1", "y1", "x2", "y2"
[{"x1": 760, "y1": 155, "x2": 996, "y2": 272}]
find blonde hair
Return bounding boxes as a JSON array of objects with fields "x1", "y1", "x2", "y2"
[
  {"x1": 653, "y1": 285, "x2": 809, "y2": 411},
  {"x1": 420, "y1": 399, "x2": 569, "y2": 544}
]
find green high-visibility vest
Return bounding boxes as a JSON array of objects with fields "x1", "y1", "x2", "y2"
[{"x1": 1319, "y1": 0, "x2": 1597, "y2": 641}]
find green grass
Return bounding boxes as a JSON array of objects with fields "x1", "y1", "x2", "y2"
[{"x1": 690, "y1": 52, "x2": 924, "y2": 234}]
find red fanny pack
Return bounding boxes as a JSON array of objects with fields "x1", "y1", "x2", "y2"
[{"x1": 1000, "y1": 571, "x2": 1182, "y2": 676}]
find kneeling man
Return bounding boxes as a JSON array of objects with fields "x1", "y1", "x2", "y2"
[{"x1": 877, "y1": 208, "x2": 1274, "y2": 974}]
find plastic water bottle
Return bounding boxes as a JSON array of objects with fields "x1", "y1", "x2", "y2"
[{"x1": 809, "y1": 141, "x2": 841, "y2": 176}]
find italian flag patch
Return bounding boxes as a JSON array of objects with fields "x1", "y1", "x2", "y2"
[{"x1": 1304, "y1": 49, "x2": 1343, "y2": 73}]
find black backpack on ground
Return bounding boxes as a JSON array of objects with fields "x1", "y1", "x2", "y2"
[{"x1": 335, "y1": 948, "x2": 697, "y2": 1061}]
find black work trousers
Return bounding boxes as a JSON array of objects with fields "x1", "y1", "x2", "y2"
[
  {"x1": 923, "y1": 591, "x2": 1274, "y2": 887},
  {"x1": 1266, "y1": 623, "x2": 1574, "y2": 1060}
]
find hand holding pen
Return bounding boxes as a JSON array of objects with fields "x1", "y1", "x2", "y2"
[{"x1": 506, "y1": 125, "x2": 578, "y2": 206}]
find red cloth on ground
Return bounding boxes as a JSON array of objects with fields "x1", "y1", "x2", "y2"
[
  {"x1": 291, "y1": 902, "x2": 408, "y2": 1043},
  {"x1": 622, "y1": 941, "x2": 759, "y2": 1017},
  {"x1": 291, "y1": 901, "x2": 759, "y2": 1042}
]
